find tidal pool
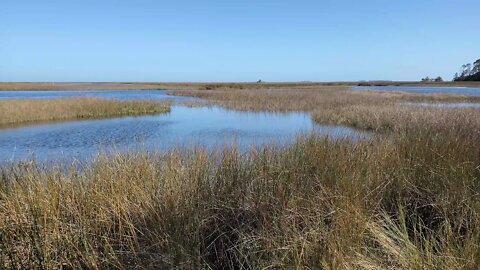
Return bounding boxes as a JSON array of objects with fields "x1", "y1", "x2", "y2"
[{"x1": 0, "y1": 105, "x2": 366, "y2": 163}]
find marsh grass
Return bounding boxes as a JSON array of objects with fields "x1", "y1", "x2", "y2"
[
  {"x1": 1, "y1": 87, "x2": 480, "y2": 269},
  {"x1": 2, "y1": 81, "x2": 479, "y2": 91},
  {"x1": 314, "y1": 104, "x2": 480, "y2": 133},
  {"x1": 0, "y1": 121, "x2": 479, "y2": 269},
  {"x1": 172, "y1": 87, "x2": 480, "y2": 134},
  {"x1": 172, "y1": 87, "x2": 480, "y2": 111},
  {"x1": 0, "y1": 82, "x2": 352, "y2": 91},
  {"x1": 0, "y1": 98, "x2": 170, "y2": 128}
]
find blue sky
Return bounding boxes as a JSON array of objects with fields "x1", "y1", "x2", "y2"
[{"x1": 0, "y1": 0, "x2": 478, "y2": 82}]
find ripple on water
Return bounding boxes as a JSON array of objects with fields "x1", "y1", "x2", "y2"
[{"x1": 0, "y1": 105, "x2": 368, "y2": 163}]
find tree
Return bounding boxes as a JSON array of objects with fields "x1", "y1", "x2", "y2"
[
  {"x1": 434, "y1": 76, "x2": 443, "y2": 82},
  {"x1": 453, "y1": 58, "x2": 480, "y2": 81},
  {"x1": 472, "y1": 59, "x2": 480, "y2": 75},
  {"x1": 421, "y1": 76, "x2": 430, "y2": 82},
  {"x1": 460, "y1": 63, "x2": 472, "y2": 77}
]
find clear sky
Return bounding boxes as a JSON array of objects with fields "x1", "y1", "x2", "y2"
[{"x1": 0, "y1": 0, "x2": 478, "y2": 82}]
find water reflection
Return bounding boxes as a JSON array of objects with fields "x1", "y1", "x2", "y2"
[
  {"x1": 0, "y1": 106, "x2": 367, "y2": 163},
  {"x1": 0, "y1": 90, "x2": 198, "y2": 102}
]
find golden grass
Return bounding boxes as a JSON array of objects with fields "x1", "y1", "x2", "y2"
[
  {"x1": 0, "y1": 98, "x2": 170, "y2": 128},
  {"x1": 313, "y1": 104, "x2": 480, "y2": 133},
  {"x1": 1, "y1": 86, "x2": 480, "y2": 268},
  {"x1": 0, "y1": 125, "x2": 479, "y2": 269},
  {"x1": 172, "y1": 86, "x2": 480, "y2": 133},
  {"x1": 173, "y1": 87, "x2": 480, "y2": 111}
]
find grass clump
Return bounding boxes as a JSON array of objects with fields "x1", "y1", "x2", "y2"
[
  {"x1": 313, "y1": 105, "x2": 480, "y2": 133},
  {"x1": 172, "y1": 87, "x2": 480, "y2": 112},
  {"x1": 0, "y1": 98, "x2": 170, "y2": 128}
]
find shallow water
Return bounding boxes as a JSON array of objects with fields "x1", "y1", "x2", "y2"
[
  {"x1": 353, "y1": 86, "x2": 480, "y2": 96},
  {"x1": 0, "y1": 105, "x2": 366, "y2": 163},
  {"x1": 0, "y1": 90, "x2": 198, "y2": 102}
]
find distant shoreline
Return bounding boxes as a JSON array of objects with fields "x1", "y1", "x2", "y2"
[{"x1": 1, "y1": 81, "x2": 480, "y2": 91}]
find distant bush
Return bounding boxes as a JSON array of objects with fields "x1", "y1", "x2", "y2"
[{"x1": 421, "y1": 76, "x2": 443, "y2": 82}]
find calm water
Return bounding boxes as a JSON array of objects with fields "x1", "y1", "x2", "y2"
[
  {"x1": 353, "y1": 86, "x2": 480, "y2": 96},
  {"x1": 0, "y1": 90, "x2": 198, "y2": 102},
  {"x1": 0, "y1": 105, "x2": 365, "y2": 163}
]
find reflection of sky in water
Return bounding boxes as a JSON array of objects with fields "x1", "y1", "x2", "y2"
[
  {"x1": 353, "y1": 86, "x2": 480, "y2": 96},
  {"x1": 0, "y1": 106, "x2": 367, "y2": 163},
  {"x1": 0, "y1": 90, "x2": 369, "y2": 164}
]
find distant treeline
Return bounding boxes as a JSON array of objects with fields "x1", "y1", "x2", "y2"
[
  {"x1": 421, "y1": 76, "x2": 443, "y2": 82},
  {"x1": 454, "y1": 58, "x2": 480, "y2": 81}
]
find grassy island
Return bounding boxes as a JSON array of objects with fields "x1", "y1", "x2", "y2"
[{"x1": 0, "y1": 98, "x2": 170, "y2": 128}]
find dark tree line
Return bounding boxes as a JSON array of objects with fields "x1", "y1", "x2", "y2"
[{"x1": 454, "y1": 58, "x2": 480, "y2": 81}]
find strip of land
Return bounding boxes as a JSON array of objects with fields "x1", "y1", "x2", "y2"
[
  {"x1": 0, "y1": 98, "x2": 170, "y2": 128},
  {"x1": 1, "y1": 81, "x2": 480, "y2": 91}
]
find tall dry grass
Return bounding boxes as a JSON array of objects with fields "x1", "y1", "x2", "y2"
[
  {"x1": 173, "y1": 87, "x2": 480, "y2": 134},
  {"x1": 314, "y1": 104, "x2": 480, "y2": 133},
  {"x1": 0, "y1": 122, "x2": 479, "y2": 269},
  {"x1": 0, "y1": 98, "x2": 170, "y2": 128},
  {"x1": 173, "y1": 87, "x2": 480, "y2": 112},
  {"x1": 1, "y1": 87, "x2": 480, "y2": 268}
]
